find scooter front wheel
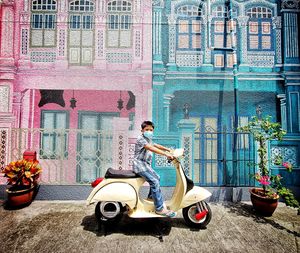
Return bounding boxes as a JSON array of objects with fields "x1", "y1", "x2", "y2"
[{"x1": 182, "y1": 201, "x2": 212, "y2": 229}]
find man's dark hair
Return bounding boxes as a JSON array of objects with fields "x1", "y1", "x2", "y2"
[{"x1": 141, "y1": 121, "x2": 155, "y2": 130}]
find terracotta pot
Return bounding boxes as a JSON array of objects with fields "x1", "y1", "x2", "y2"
[
  {"x1": 6, "y1": 184, "x2": 36, "y2": 208},
  {"x1": 249, "y1": 188, "x2": 279, "y2": 216}
]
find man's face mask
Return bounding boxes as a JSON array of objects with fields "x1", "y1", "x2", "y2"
[{"x1": 143, "y1": 130, "x2": 153, "y2": 139}]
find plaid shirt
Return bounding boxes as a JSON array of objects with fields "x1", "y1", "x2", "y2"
[{"x1": 132, "y1": 135, "x2": 154, "y2": 173}]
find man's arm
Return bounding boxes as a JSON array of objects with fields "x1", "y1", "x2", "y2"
[
  {"x1": 145, "y1": 144, "x2": 173, "y2": 159},
  {"x1": 153, "y1": 143, "x2": 171, "y2": 152}
]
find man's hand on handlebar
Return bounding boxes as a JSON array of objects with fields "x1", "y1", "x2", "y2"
[{"x1": 166, "y1": 153, "x2": 174, "y2": 161}]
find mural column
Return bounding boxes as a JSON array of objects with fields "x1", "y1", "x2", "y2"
[
  {"x1": 18, "y1": 0, "x2": 31, "y2": 68},
  {"x1": 0, "y1": 0, "x2": 16, "y2": 169},
  {"x1": 55, "y1": 0, "x2": 68, "y2": 69},
  {"x1": 152, "y1": 82, "x2": 164, "y2": 132},
  {"x1": 112, "y1": 117, "x2": 130, "y2": 170},
  {"x1": 277, "y1": 94, "x2": 287, "y2": 131},
  {"x1": 202, "y1": 15, "x2": 213, "y2": 71},
  {"x1": 163, "y1": 94, "x2": 174, "y2": 132},
  {"x1": 94, "y1": 0, "x2": 106, "y2": 69},
  {"x1": 153, "y1": 1, "x2": 163, "y2": 68},
  {"x1": 273, "y1": 16, "x2": 282, "y2": 70},
  {"x1": 281, "y1": 0, "x2": 300, "y2": 134},
  {"x1": 177, "y1": 119, "x2": 196, "y2": 179},
  {"x1": 237, "y1": 16, "x2": 249, "y2": 71},
  {"x1": 167, "y1": 14, "x2": 177, "y2": 71},
  {"x1": 133, "y1": 0, "x2": 143, "y2": 67},
  {"x1": 0, "y1": 0, "x2": 15, "y2": 67}
]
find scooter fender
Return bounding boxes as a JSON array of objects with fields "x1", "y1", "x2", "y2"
[
  {"x1": 180, "y1": 186, "x2": 212, "y2": 209},
  {"x1": 87, "y1": 182, "x2": 138, "y2": 209}
]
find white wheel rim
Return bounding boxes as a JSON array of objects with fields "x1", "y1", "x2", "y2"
[{"x1": 187, "y1": 206, "x2": 206, "y2": 224}]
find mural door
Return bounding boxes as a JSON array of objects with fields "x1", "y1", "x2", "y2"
[
  {"x1": 77, "y1": 112, "x2": 117, "y2": 183},
  {"x1": 193, "y1": 117, "x2": 223, "y2": 186}
]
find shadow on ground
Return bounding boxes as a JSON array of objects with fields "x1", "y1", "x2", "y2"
[
  {"x1": 223, "y1": 202, "x2": 300, "y2": 237},
  {"x1": 81, "y1": 213, "x2": 204, "y2": 240}
]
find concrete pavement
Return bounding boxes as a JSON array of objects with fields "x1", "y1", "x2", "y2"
[{"x1": 0, "y1": 200, "x2": 299, "y2": 253}]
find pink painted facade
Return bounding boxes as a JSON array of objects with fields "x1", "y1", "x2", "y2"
[{"x1": 0, "y1": 0, "x2": 152, "y2": 184}]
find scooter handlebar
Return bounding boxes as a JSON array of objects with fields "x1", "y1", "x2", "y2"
[{"x1": 169, "y1": 148, "x2": 184, "y2": 158}]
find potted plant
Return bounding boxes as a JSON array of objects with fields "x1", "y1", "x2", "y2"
[
  {"x1": 238, "y1": 115, "x2": 300, "y2": 216},
  {"x1": 1, "y1": 159, "x2": 42, "y2": 207}
]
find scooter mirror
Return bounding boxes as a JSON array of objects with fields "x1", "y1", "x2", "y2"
[{"x1": 172, "y1": 148, "x2": 184, "y2": 158}]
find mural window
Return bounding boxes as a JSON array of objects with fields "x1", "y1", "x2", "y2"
[
  {"x1": 40, "y1": 111, "x2": 69, "y2": 159},
  {"x1": 247, "y1": 7, "x2": 273, "y2": 51},
  {"x1": 30, "y1": 0, "x2": 57, "y2": 47},
  {"x1": 176, "y1": 5, "x2": 202, "y2": 51},
  {"x1": 212, "y1": 5, "x2": 237, "y2": 68},
  {"x1": 68, "y1": 0, "x2": 95, "y2": 65},
  {"x1": 107, "y1": 0, "x2": 132, "y2": 48}
]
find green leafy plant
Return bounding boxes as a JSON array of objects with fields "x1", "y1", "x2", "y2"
[
  {"x1": 238, "y1": 115, "x2": 299, "y2": 214},
  {"x1": 1, "y1": 159, "x2": 42, "y2": 189}
]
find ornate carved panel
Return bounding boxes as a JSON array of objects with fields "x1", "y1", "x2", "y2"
[
  {"x1": 0, "y1": 86, "x2": 10, "y2": 112},
  {"x1": 106, "y1": 52, "x2": 132, "y2": 63},
  {"x1": 21, "y1": 29, "x2": 29, "y2": 55},
  {"x1": 271, "y1": 146, "x2": 298, "y2": 167}
]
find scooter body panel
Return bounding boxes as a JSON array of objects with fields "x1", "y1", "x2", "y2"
[
  {"x1": 179, "y1": 186, "x2": 212, "y2": 209},
  {"x1": 87, "y1": 178, "x2": 145, "y2": 209}
]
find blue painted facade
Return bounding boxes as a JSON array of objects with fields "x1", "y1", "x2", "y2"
[{"x1": 152, "y1": 0, "x2": 300, "y2": 187}]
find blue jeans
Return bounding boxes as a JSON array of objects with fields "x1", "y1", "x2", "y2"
[{"x1": 137, "y1": 169, "x2": 164, "y2": 211}]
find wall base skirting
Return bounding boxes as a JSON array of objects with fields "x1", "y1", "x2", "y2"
[{"x1": 1, "y1": 185, "x2": 299, "y2": 202}]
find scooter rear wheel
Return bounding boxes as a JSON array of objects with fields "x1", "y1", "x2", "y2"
[
  {"x1": 95, "y1": 201, "x2": 123, "y2": 223},
  {"x1": 182, "y1": 201, "x2": 212, "y2": 229}
]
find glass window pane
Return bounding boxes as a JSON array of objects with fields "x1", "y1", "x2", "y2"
[
  {"x1": 70, "y1": 15, "x2": 80, "y2": 29},
  {"x1": 178, "y1": 35, "x2": 189, "y2": 48},
  {"x1": 83, "y1": 15, "x2": 93, "y2": 29},
  {"x1": 56, "y1": 113, "x2": 67, "y2": 129},
  {"x1": 214, "y1": 21, "x2": 225, "y2": 33},
  {"x1": 249, "y1": 22, "x2": 258, "y2": 34},
  {"x1": 32, "y1": 14, "x2": 43, "y2": 29},
  {"x1": 249, "y1": 35, "x2": 259, "y2": 49},
  {"x1": 262, "y1": 22, "x2": 271, "y2": 34},
  {"x1": 43, "y1": 112, "x2": 55, "y2": 128},
  {"x1": 178, "y1": 20, "x2": 189, "y2": 33},
  {"x1": 192, "y1": 20, "x2": 201, "y2": 33},
  {"x1": 262, "y1": 36, "x2": 271, "y2": 49},
  {"x1": 192, "y1": 35, "x2": 201, "y2": 49},
  {"x1": 44, "y1": 14, "x2": 55, "y2": 29},
  {"x1": 214, "y1": 54, "x2": 224, "y2": 67}
]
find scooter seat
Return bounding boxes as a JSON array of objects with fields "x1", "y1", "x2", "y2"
[{"x1": 104, "y1": 168, "x2": 141, "y2": 179}]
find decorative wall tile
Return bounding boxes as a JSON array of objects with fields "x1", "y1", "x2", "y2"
[
  {"x1": 135, "y1": 30, "x2": 141, "y2": 58},
  {"x1": 97, "y1": 30, "x2": 104, "y2": 58},
  {"x1": 248, "y1": 53, "x2": 274, "y2": 67},
  {"x1": 0, "y1": 130, "x2": 7, "y2": 170},
  {"x1": 271, "y1": 146, "x2": 298, "y2": 167},
  {"x1": 128, "y1": 143, "x2": 135, "y2": 169},
  {"x1": 30, "y1": 52, "x2": 56, "y2": 62},
  {"x1": 106, "y1": 52, "x2": 132, "y2": 63},
  {"x1": 176, "y1": 53, "x2": 202, "y2": 67},
  {"x1": 21, "y1": 29, "x2": 29, "y2": 55},
  {"x1": 183, "y1": 136, "x2": 192, "y2": 176},
  {"x1": 0, "y1": 86, "x2": 9, "y2": 112},
  {"x1": 58, "y1": 30, "x2": 66, "y2": 57},
  {"x1": 155, "y1": 145, "x2": 175, "y2": 167}
]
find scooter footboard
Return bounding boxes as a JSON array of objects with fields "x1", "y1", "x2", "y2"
[
  {"x1": 180, "y1": 186, "x2": 212, "y2": 209},
  {"x1": 87, "y1": 183, "x2": 138, "y2": 209}
]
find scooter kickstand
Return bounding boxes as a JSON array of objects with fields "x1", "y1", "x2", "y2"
[{"x1": 154, "y1": 220, "x2": 164, "y2": 242}]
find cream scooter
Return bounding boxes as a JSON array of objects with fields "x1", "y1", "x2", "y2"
[{"x1": 86, "y1": 149, "x2": 212, "y2": 229}]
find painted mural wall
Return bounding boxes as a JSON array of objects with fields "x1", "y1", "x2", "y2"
[{"x1": 0, "y1": 0, "x2": 299, "y2": 187}]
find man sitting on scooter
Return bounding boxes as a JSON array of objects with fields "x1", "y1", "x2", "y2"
[{"x1": 132, "y1": 121, "x2": 176, "y2": 218}]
